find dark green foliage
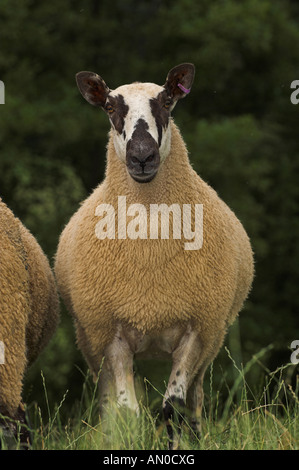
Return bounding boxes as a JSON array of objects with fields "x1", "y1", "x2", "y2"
[{"x1": 0, "y1": 0, "x2": 298, "y2": 416}]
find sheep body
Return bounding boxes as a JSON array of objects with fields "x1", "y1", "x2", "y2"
[
  {"x1": 55, "y1": 67, "x2": 254, "y2": 446},
  {"x1": 55, "y1": 120, "x2": 253, "y2": 369},
  {"x1": 0, "y1": 198, "x2": 59, "y2": 441}
]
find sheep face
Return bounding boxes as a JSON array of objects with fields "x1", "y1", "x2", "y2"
[
  {"x1": 109, "y1": 82, "x2": 168, "y2": 183},
  {"x1": 76, "y1": 64, "x2": 195, "y2": 183}
]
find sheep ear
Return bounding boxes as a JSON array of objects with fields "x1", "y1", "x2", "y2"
[
  {"x1": 76, "y1": 71, "x2": 110, "y2": 107},
  {"x1": 164, "y1": 63, "x2": 195, "y2": 101}
]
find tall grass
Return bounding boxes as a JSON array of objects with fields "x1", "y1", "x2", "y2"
[{"x1": 1, "y1": 347, "x2": 298, "y2": 450}]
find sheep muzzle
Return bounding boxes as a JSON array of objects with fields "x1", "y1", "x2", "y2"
[{"x1": 126, "y1": 118, "x2": 160, "y2": 183}]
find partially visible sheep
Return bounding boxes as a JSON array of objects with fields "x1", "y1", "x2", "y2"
[
  {"x1": 55, "y1": 63, "x2": 254, "y2": 448},
  {"x1": 0, "y1": 198, "x2": 59, "y2": 447}
]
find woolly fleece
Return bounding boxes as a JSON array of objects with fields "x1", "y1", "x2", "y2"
[
  {"x1": 0, "y1": 199, "x2": 59, "y2": 418},
  {"x1": 55, "y1": 120, "x2": 254, "y2": 376}
]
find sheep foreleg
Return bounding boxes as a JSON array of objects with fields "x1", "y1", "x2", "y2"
[{"x1": 103, "y1": 326, "x2": 139, "y2": 416}]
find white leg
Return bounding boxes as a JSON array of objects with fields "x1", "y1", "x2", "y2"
[{"x1": 103, "y1": 325, "x2": 139, "y2": 415}]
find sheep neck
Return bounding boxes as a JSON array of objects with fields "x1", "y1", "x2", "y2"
[{"x1": 103, "y1": 120, "x2": 194, "y2": 206}]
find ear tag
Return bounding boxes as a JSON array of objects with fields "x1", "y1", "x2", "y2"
[{"x1": 177, "y1": 83, "x2": 191, "y2": 94}]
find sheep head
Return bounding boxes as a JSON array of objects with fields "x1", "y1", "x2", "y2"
[{"x1": 76, "y1": 63, "x2": 195, "y2": 183}]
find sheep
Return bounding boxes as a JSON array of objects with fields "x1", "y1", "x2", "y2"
[
  {"x1": 0, "y1": 198, "x2": 59, "y2": 447},
  {"x1": 54, "y1": 63, "x2": 254, "y2": 448}
]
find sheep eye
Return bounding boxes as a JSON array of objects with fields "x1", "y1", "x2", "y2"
[
  {"x1": 106, "y1": 104, "x2": 114, "y2": 114},
  {"x1": 164, "y1": 100, "x2": 172, "y2": 109}
]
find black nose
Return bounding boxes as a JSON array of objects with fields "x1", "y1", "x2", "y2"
[
  {"x1": 126, "y1": 118, "x2": 161, "y2": 183},
  {"x1": 126, "y1": 150, "x2": 160, "y2": 183},
  {"x1": 130, "y1": 153, "x2": 156, "y2": 169}
]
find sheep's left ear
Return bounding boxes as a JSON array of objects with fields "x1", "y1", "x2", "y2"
[{"x1": 164, "y1": 63, "x2": 195, "y2": 101}]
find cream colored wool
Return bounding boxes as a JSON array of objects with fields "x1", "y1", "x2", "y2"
[
  {"x1": 0, "y1": 199, "x2": 59, "y2": 419},
  {"x1": 55, "y1": 119, "x2": 254, "y2": 376}
]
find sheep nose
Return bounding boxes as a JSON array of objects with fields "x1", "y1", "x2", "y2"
[
  {"x1": 125, "y1": 119, "x2": 161, "y2": 183},
  {"x1": 130, "y1": 153, "x2": 156, "y2": 168},
  {"x1": 126, "y1": 148, "x2": 160, "y2": 183}
]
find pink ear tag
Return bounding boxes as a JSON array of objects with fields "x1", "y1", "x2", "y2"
[{"x1": 177, "y1": 83, "x2": 191, "y2": 94}]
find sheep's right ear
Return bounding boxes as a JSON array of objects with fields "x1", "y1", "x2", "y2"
[
  {"x1": 164, "y1": 63, "x2": 195, "y2": 101},
  {"x1": 76, "y1": 71, "x2": 110, "y2": 107}
]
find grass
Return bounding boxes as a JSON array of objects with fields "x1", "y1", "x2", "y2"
[{"x1": 1, "y1": 347, "x2": 298, "y2": 450}]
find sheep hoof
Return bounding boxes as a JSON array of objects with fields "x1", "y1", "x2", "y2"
[{"x1": 189, "y1": 425, "x2": 201, "y2": 446}]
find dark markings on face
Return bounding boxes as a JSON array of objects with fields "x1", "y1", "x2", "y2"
[
  {"x1": 150, "y1": 90, "x2": 172, "y2": 147},
  {"x1": 130, "y1": 118, "x2": 150, "y2": 143},
  {"x1": 105, "y1": 94, "x2": 129, "y2": 134},
  {"x1": 126, "y1": 118, "x2": 158, "y2": 158},
  {"x1": 126, "y1": 118, "x2": 160, "y2": 183}
]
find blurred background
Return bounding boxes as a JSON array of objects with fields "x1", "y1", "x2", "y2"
[{"x1": 0, "y1": 0, "x2": 298, "y2": 419}]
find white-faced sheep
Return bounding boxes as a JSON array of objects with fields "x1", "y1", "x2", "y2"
[
  {"x1": 54, "y1": 63, "x2": 254, "y2": 448},
  {"x1": 0, "y1": 198, "x2": 59, "y2": 447}
]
